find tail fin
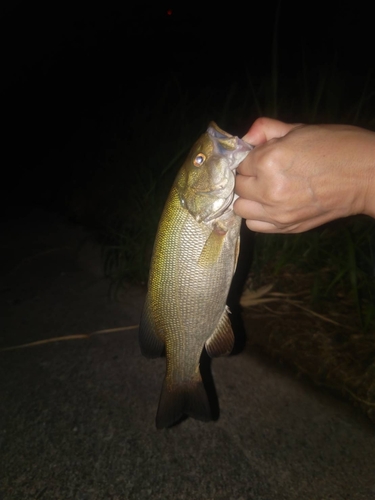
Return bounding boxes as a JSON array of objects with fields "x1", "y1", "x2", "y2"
[{"x1": 155, "y1": 377, "x2": 212, "y2": 429}]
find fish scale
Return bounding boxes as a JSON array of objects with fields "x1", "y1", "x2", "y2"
[{"x1": 139, "y1": 122, "x2": 253, "y2": 428}]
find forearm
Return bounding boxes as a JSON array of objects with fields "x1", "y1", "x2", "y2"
[{"x1": 361, "y1": 130, "x2": 375, "y2": 218}]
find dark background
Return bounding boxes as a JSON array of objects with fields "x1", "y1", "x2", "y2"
[{"x1": 1, "y1": 2, "x2": 374, "y2": 214}]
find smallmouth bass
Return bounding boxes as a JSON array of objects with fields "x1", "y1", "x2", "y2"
[{"x1": 139, "y1": 122, "x2": 253, "y2": 428}]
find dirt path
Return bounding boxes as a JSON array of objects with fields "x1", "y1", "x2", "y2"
[{"x1": 1, "y1": 208, "x2": 374, "y2": 500}]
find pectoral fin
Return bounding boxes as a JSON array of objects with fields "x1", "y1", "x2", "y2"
[
  {"x1": 205, "y1": 306, "x2": 235, "y2": 357},
  {"x1": 138, "y1": 298, "x2": 165, "y2": 358},
  {"x1": 198, "y1": 229, "x2": 226, "y2": 267}
]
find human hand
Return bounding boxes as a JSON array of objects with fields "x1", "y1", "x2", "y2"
[{"x1": 234, "y1": 117, "x2": 375, "y2": 233}]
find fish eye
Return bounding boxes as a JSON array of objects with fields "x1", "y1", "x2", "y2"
[{"x1": 193, "y1": 153, "x2": 206, "y2": 167}]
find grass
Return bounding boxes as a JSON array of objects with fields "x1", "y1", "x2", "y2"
[
  {"x1": 94, "y1": 64, "x2": 375, "y2": 298},
  {"x1": 251, "y1": 217, "x2": 375, "y2": 331}
]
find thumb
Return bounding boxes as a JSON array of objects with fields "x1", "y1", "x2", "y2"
[{"x1": 242, "y1": 117, "x2": 301, "y2": 145}]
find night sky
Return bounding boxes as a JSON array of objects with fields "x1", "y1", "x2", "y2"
[{"x1": 1, "y1": 2, "x2": 374, "y2": 212}]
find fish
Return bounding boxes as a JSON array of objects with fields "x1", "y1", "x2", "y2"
[{"x1": 139, "y1": 122, "x2": 253, "y2": 429}]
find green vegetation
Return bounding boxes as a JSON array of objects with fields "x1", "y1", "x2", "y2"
[
  {"x1": 251, "y1": 217, "x2": 375, "y2": 332},
  {"x1": 92, "y1": 64, "x2": 375, "y2": 297}
]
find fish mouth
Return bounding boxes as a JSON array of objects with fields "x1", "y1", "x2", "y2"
[{"x1": 198, "y1": 191, "x2": 235, "y2": 223}]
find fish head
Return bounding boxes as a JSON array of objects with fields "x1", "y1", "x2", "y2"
[{"x1": 176, "y1": 122, "x2": 253, "y2": 223}]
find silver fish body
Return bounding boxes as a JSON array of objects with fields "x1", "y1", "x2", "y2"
[{"x1": 139, "y1": 122, "x2": 253, "y2": 428}]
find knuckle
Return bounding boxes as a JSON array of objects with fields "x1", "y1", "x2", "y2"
[
  {"x1": 263, "y1": 177, "x2": 288, "y2": 205},
  {"x1": 253, "y1": 116, "x2": 269, "y2": 128}
]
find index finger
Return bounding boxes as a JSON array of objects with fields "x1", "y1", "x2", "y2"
[{"x1": 242, "y1": 117, "x2": 301, "y2": 145}]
